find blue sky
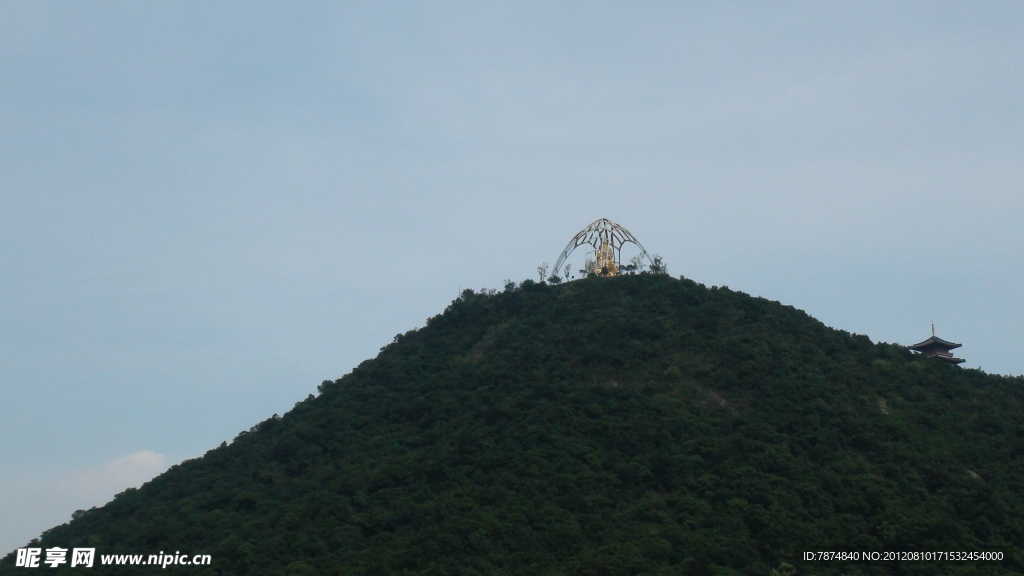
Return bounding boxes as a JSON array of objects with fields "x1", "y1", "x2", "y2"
[{"x1": 2, "y1": 1, "x2": 1022, "y2": 554}]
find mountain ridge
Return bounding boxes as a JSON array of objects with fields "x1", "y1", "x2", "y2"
[{"x1": 4, "y1": 273, "x2": 1023, "y2": 575}]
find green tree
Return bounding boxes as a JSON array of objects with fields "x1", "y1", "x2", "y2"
[{"x1": 648, "y1": 254, "x2": 667, "y2": 274}]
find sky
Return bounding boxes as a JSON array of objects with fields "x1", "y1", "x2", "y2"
[{"x1": 2, "y1": 1, "x2": 1022, "y2": 554}]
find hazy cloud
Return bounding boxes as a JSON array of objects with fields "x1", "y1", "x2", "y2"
[
  {"x1": 60, "y1": 450, "x2": 169, "y2": 506},
  {"x1": 1, "y1": 451, "x2": 169, "y2": 553}
]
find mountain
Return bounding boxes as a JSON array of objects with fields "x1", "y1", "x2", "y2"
[{"x1": 4, "y1": 273, "x2": 1024, "y2": 575}]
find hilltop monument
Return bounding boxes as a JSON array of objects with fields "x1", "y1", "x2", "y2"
[
  {"x1": 554, "y1": 218, "x2": 652, "y2": 277},
  {"x1": 908, "y1": 324, "x2": 965, "y2": 365}
]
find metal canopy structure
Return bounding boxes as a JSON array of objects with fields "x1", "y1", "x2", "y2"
[{"x1": 554, "y1": 218, "x2": 652, "y2": 277}]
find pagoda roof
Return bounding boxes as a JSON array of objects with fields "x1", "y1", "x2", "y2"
[{"x1": 908, "y1": 335, "x2": 962, "y2": 351}]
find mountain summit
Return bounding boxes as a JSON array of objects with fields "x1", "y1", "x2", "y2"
[{"x1": 4, "y1": 274, "x2": 1023, "y2": 575}]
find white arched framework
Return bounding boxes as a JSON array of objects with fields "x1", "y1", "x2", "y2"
[{"x1": 553, "y1": 218, "x2": 652, "y2": 278}]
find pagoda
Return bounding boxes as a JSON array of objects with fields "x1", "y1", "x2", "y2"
[{"x1": 908, "y1": 324, "x2": 965, "y2": 365}]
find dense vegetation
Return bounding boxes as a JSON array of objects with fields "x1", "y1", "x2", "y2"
[{"x1": 4, "y1": 274, "x2": 1024, "y2": 575}]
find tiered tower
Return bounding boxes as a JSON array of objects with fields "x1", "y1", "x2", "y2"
[{"x1": 908, "y1": 324, "x2": 965, "y2": 365}]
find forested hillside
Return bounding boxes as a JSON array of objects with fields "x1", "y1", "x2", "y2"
[{"x1": 4, "y1": 274, "x2": 1024, "y2": 575}]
